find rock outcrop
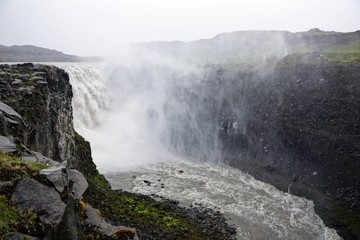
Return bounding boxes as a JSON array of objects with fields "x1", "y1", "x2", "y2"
[
  {"x1": 11, "y1": 178, "x2": 66, "y2": 225},
  {"x1": 207, "y1": 53, "x2": 360, "y2": 239},
  {"x1": 0, "y1": 63, "x2": 75, "y2": 162}
]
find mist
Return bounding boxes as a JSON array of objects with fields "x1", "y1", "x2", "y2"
[{"x1": 0, "y1": 0, "x2": 359, "y2": 56}]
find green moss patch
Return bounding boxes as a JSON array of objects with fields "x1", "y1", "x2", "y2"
[
  {"x1": 0, "y1": 152, "x2": 47, "y2": 182},
  {"x1": 332, "y1": 204, "x2": 360, "y2": 237},
  {"x1": 0, "y1": 195, "x2": 49, "y2": 238},
  {"x1": 84, "y1": 187, "x2": 229, "y2": 240}
]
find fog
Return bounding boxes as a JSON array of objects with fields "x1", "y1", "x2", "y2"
[{"x1": 0, "y1": 0, "x2": 359, "y2": 56}]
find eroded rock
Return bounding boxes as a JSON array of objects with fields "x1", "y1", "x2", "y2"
[
  {"x1": 4, "y1": 232, "x2": 39, "y2": 240},
  {"x1": 11, "y1": 178, "x2": 66, "y2": 225},
  {"x1": 40, "y1": 166, "x2": 88, "y2": 199},
  {"x1": 0, "y1": 135, "x2": 17, "y2": 153}
]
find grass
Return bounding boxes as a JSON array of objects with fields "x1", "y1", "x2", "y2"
[
  {"x1": 321, "y1": 53, "x2": 360, "y2": 63},
  {"x1": 84, "y1": 187, "x2": 224, "y2": 240},
  {"x1": 0, "y1": 195, "x2": 49, "y2": 238},
  {"x1": 0, "y1": 152, "x2": 48, "y2": 182},
  {"x1": 332, "y1": 204, "x2": 360, "y2": 237}
]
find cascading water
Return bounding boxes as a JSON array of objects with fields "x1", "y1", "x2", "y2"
[{"x1": 60, "y1": 53, "x2": 341, "y2": 239}]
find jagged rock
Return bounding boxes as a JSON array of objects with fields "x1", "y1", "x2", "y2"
[
  {"x1": 45, "y1": 197, "x2": 84, "y2": 240},
  {"x1": 4, "y1": 232, "x2": 39, "y2": 240},
  {"x1": 0, "y1": 135, "x2": 17, "y2": 153},
  {"x1": 0, "y1": 64, "x2": 75, "y2": 162},
  {"x1": 40, "y1": 166, "x2": 88, "y2": 199},
  {"x1": 85, "y1": 204, "x2": 138, "y2": 239},
  {"x1": 0, "y1": 101, "x2": 23, "y2": 122},
  {"x1": 11, "y1": 178, "x2": 66, "y2": 225},
  {"x1": 11, "y1": 79, "x2": 22, "y2": 85},
  {"x1": 0, "y1": 180, "x2": 13, "y2": 193},
  {"x1": 39, "y1": 163, "x2": 67, "y2": 193},
  {"x1": 22, "y1": 151, "x2": 58, "y2": 165},
  {"x1": 18, "y1": 86, "x2": 34, "y2": 96},
  {"x1": 68, "y1": 169, "x2": 88, "y2": 199},
  {"x1": 0, "y1": 101, "x2": 26, "y2": 141}
]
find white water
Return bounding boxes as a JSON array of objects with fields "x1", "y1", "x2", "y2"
[{"x1": 60, "y1": 61, "x2": 341, "y2": 240}]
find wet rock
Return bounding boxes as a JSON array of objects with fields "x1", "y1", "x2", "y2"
[
  {"x1": 68, "y1": 169, "x2": 88, "y2": 199},
  {"x1": 45, "y1": 197, "x2": 84, "y2": 240},
  {"x1": 4, "y1": 232, "x2": 39, "y2": 240},
  {"x1": 22, "y1": 151, "x2": 58, "y2": 165},
  {"x1": 143, "y1": 180, "x2": 151, "y2": 186},
  {"x1": 18, "y1": 86, "x2": 35, "y2": 96},
  {"x1": 0, "y1": 180, "x2": 13, "y2": 193},
  {"x1": 0, "y1": 101, "x2": 26, "y2": 140},
  {"x1": 11, "y1": 79, "x2": 22, "y2": 85},
  {"x1": 85, "y1": 203, "x2": 138, "y2": 239},
  {"x1": 40, "y1": 166, "x2": 88, "y2": 199},
  {"x1": 11, "y1": 178, "x2": 66, "y2": 225},
  {"x1": 0, "y1": 101, "x2": 23, "y2": 122},
  {"x1": 39, "y1": 164, "x2": 67, "y2": 193},
  {"x1": 0, "y1": 135, "x2": 17, "y2": 153}
]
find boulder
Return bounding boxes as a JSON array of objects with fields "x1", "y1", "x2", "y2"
[
  {"x1": 45, "y1": 197, "x2": 84, "y2": 240},
  {"x1": 40, "y1": 166, "x2": 88, "y2": 199},
  {"x1": 4, "y1": 232, "x2": 39, "y2": 240},
  {"x1": 68, "y1": 169, "x2": 88, "y2": 199},
  {"x1": 39, "y1": 164, "x2": 67, "y2": 193},
  {"x1": 22, "y1": 151, "x2": 58, "y2": 165},
  {"x1": 0, "y1": 135, "x2": 17, "y2": 153},
  {"x1": 0, "y1": 101, "x2": 23, "y2": 122},
  {"x1": 11, "y1": 178, "x2": 66, "y2": 225},
  {"x1": 85, "y1": 203, "x2": 138, "y2": 239},
  {"x1": 0, "y1": 180, "x2": 13, "y2": 193}
]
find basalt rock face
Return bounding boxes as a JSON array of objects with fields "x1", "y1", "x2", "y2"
[
  {"x1": 214, "y1": 53, "x2": 360, "y2": 238},
  {"x1": 0, "y1": 63, "x2": 75, "y2": 162}
]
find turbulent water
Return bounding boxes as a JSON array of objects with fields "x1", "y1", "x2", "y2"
[{"x1": 60, "y1": 60, "x2": 341, "y2": 240}]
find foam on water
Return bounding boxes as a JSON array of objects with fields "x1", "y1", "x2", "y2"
[{"x1": 106, "y1": 159, "x2": 340, "y2": 240}]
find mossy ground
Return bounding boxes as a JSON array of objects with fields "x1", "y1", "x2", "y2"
[
  {"x1": 84, "y1": 187, "x2": 230, "y2": 240},
  {"x1": 0, "y1": 152, "x2": 47, "y2": 182},
  {"x1": 0, "y1": 153, "x2": 50, "y2": 238}
]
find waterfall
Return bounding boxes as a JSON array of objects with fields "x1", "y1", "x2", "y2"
[{"x1": 61, "y1": 59, "x2": 341, "y2": 239}]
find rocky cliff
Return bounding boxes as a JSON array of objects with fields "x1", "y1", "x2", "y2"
[{"x1": 207, "y1": 53, "x2": 360, "y2": 239}]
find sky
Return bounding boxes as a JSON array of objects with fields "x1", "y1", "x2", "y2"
[{"x1": 0, "y1": 0, "x2": 359, "y2": 56}]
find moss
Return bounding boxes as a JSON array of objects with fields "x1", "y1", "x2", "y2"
[
  {"x1": 84, "y1": 187, "x2": 222, "y2": 240},
  {"x1": 0, "y1": 195, "x2": 50, "y2": 238},
  {"x1": 0, "y1": 152, "x2": 47, "y2": 182},
  {"x1": 332, "y1": 204, "x2": 360, "y2": 237},
  {"x1": 323, "y1": 40, "x2": 360, "y2": 54},
  {"x1": 321, "y1": 52, "x2": 360, "y2": 63},
  {"x1": 88, "y1": 174, "x2": 109, "y2": 189}
]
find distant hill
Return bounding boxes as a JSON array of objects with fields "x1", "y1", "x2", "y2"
[
  {"x1": 139, "y1": 29, "x2": 360, "y2": 65},
  {"x1": 0, "y1": 45, "x2": 102, "y2": 62}
]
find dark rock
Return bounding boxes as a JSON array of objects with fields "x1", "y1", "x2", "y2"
[
  {"x1": 11, "y1": 178, "x2": 66, "y2": 225},
  {"x1": 0, "y1": 135, "x2": 17, "y2": 153},
  {"x1": 143, "y1": 180, "x2": 151, "y2": 186},
  {"x1": 45, "y1": 197, "x2": 84, "y2": 240},
  {"x1": 22, "y1": 151, "x2": 58, "y2": 165},
  {"x1": 4, "y1": 232, "x2": 39, "y2": 240},
  {"x1": 40, "y1": 166, "x2": 88, "y2": 199},
  {"x1": 0, "y1": 180, "x2": 13, "y2": 193},
  {"x1": 68, "y1": 169, "x2": 88, "y2": 199},
  {"x1": 0, "y1": 64, "x2": 75, "y2": 163}
]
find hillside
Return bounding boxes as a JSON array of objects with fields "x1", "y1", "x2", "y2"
[{"x1": 0, "y1": 45, "x2": 101, "y2": 62}]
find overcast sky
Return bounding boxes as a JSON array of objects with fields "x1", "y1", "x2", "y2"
[{"x1": 0, "y1": 0, "x2": 359, "y2": 56}]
